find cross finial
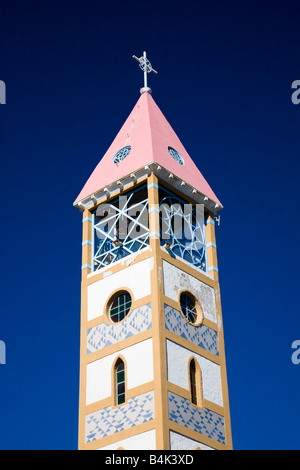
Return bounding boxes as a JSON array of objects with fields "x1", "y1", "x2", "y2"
[{"x1": 132, "y1": 51, "x2": 158, "y2": 94}]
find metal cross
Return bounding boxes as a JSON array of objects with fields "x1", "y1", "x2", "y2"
[{"x1": 132, "y1": 51, "x2": 158, "y2": 92}]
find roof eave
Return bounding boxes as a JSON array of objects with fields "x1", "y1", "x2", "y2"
[{"x1": 73, "y1": 161, "x2": 223, "y2": 215}]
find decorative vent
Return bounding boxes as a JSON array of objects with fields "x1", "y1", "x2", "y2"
[
  {"x1": 168, "y1": 146, "x2": 184, "y2": 165},
  {"x1": 113, "y1": 146, "x2": 131, "y2": 164}
]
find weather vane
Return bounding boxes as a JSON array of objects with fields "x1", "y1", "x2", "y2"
[{"x1": 132, "y1": 51, "x2": 158, "y2": 94}]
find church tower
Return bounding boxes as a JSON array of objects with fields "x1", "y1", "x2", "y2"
[{"x1": 74, "y1": 53, "x2": 232, "y2": 450}]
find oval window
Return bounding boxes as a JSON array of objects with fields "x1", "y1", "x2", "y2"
[
  {"x1": 113, "y1": 146, "x2": 131, "y2": 164},
  {"x1": 108, "y1": 291, "x2": 132, "y2": 323},
  {"x1": 179, "y1": 291, "x2": 202, "y2": 325},
  {"x1": 168, "y1": 146, "x2": 184, "y2": 165}
]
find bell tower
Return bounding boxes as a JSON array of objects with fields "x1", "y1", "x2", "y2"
[{"x1": 74, "y1": 54, "x2": 232, "y2": 450}]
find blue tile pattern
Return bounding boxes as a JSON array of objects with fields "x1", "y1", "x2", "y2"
[
  {"x1": 168, "y1": 392, "x2": 225, "y2": 445},
  {"x1": 87, "y1": 303, "x2": 152, "y2": 354},
  {"x1": 164, "y1": 304, "x2": 219, "y2": 356},
  {"x1": 85, "y1": 391, "x2": 155, "y2": 443}
]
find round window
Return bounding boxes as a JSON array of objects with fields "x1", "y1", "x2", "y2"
[
  {"x1": 168, "y1": 146, "x2": 184, "y2": 165},
  {"x1": 108, "y1": 291, "x2": 132, "y2": 323},
  {"x1": 113, "y1": 146, "x2": 131, "y2": 164},
  {"x1": 179, "y1": 291, "x2": 202, "y2": 325}
]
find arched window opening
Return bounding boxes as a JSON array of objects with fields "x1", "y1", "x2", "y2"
[
  {"x1": 189, "y1": 358, "x2": 203, "y2": 408},
  {"x1": 115, "y1": 358, "x2": 125, "y2": 405},
  {"x1": 190, "y1": 359, "x2": 197, "y2": 405}
]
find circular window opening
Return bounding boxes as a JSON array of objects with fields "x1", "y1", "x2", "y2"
[
  {"x1": 113, "y1": 146, "x2": 131, "y2": 164},
  {"x1": 168, "y1": 146, "x2": 184, "y2": 165},
  {"x1": 109, "y1": 291, "x2": 132, "y2": 323},
  {"x1": 179, "y1": 291, "x2": 202, "y2": 325}
]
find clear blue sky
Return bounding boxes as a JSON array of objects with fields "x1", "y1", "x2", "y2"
[{"x1": 0, "y1": 0, "x2": 299, "y2": 450}]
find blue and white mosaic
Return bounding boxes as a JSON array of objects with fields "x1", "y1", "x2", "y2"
[
  {"x1": 87, "y1": 303, "x2": 152, "y2": 354},
  {"x1": 164, "y1": 305, "x2": 219, "y2": 356},
  {"x1": 85, "y1": 391, "x2": 155, "y2": 443},
  {"x1": 168, "y1": 392, "x2": 225, "y2": 445}
]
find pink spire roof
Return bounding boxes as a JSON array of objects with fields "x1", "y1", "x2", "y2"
[{"x1": 74, "y1": 92, "x2": 221, "y2": 207}]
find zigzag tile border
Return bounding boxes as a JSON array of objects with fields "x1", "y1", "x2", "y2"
[
  {"x1": 85, "y1": 391, "x2": 155, "y2": 443},
  {"x1": 87, "y1": 303, "x2": 152, "y2": 354},
  {"x1": 164, "y1": 304, "x2": 219, "y2": 356},
  {"x1": 168, "y1": 392, "x2": 225, "y2": 445}
]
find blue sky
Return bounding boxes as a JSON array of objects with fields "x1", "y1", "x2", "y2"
[{"x1": 0, "y1": 0, "x2": 299, "y2": 449}]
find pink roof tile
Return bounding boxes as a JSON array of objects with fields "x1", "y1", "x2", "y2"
[{"x1": 74, "y1": 92, "x2": 221, "y2": 206}]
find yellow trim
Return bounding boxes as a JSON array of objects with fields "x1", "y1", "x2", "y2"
[
  {"x1": 167, "y1": 381, "x2": 224, "y2": 416},
  {"x1": 169, "y1": 421, "x2": 227, "y2": 450},
  {"x1": 205, "y1": 215, "x2": 218, "y2": 282},
  {"x1": 86, "y1": 247, "x2": 153, "y2": 287},
  {"x1": 205, "y1": 215, "x2": 233, "y2": 448},
  {"x1": 86, "y1": 381, "x2": 154, "y2": 415},
  {"x1": 163, "y1": 295, "x2": 218, "y2": 331},
  {"x1": 165, "y1": 331, "x2": 221, "y2": 365},
  {"x1": 85, "y1": 234, "x2": 215, "y2": 292},
  {"x1": 160, "y1": 251, "x2": 216, "y2": 289},
  {"x1": 87, "y1": 294, "x2": 152, "y2": 329},
  {"x1": 147, "y1": 173, "x2": 170, "y2": 450},
  {"x1": 85, "y1": 420, "x2": 156, "y2": 450},
  {"x1": 78, "y1": 269, "x2": 89, "y2": 448},
  {"x1": 86, "y1": 329, "x2": 153, "y2": 364},
  {"x1": 81, "y1": 209, "x2": 92, "y2": 275},
  {"x1": 214, "y1": 284, "x2": 233, "y2": 449}
]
